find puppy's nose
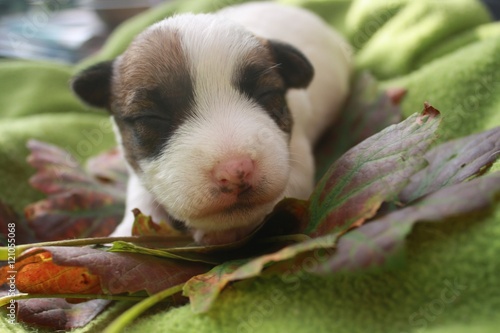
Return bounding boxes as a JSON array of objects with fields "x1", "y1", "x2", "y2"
[{"x1": 212, "y1": 157, "x2": 255, "y2": 194}]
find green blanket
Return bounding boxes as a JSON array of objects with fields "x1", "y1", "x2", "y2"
[{"x1": 1, "y1": 0, "x2": 500, "y2": 332}]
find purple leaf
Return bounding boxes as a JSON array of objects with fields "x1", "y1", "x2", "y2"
[{"x1": 399, "y1": 126, "x2": 500, "y2": 203}]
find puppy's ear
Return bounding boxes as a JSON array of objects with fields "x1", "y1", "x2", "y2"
[
  {"x1": 268, "y1": 40, "x2": 314, "y2": 89},
  {"x1": 71, "y1": 60, "x2": 114, "y2": 109}
]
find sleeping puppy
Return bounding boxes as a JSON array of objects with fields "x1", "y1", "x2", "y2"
[{"x1": 71, "y1": 2, "x2": 352, "y2": 245}]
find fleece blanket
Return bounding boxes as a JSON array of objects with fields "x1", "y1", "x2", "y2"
[{"x1": 1, "y1": 0, "x2": 500, "y2": 332}]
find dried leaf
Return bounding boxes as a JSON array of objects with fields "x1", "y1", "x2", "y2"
[
  {"x1": 183, "y1": 259, "x2": 249, "y2": 313},
  {"x1": 399, "y1": 126, "x2": 500, "y2": 203},
  {"x1": 318, "y1": 172, "x2": 500, "y2": 273},
  {"x1": 307, "y1": 104, "x2": 441, "y2": 237},
  {"x1": 17, "y1": 298, "x2": 110, "y2": 330},
  {"x1": 25, "y1": 140, "x2": 127, "y2": 240},
  {"x1": 314, "y1": 72, "x2": 403, "y2": 180},
  {"x1": 131, "y1": 208, "x2": 184, "y2": 237}
]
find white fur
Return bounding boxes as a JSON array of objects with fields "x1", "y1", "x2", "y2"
[{"x1": 111, "y1": 2, "x2": 352, "y2": 243}]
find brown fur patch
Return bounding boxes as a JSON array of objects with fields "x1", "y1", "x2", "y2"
[
  {"x1": 234, "y1": 41, "x2": 293, "y2": 134},
  {"x1": 109, "y1": 27, "x2": 195, "y2": 171}
]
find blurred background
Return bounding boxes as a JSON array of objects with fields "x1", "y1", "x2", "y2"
[
  {"x1": 0, "y1": 0, "x2": 499, "y2": 64},
  {"x1": 0, "y1": 0, "x2": 165, "y2": 63}
]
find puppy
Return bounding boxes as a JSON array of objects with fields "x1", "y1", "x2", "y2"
[{"x1": 71, "y1": 2, "x2": 352, "y2": 245}]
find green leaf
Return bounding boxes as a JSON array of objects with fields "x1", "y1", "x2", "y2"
[{"x1": 307, "y1": 104, "x2": 441, "y2": 236}]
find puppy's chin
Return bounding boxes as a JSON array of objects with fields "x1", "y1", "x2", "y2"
[
  {"x1": 192, "y1": 222, "x2": 263, "y2": 245},
  {"x1": 186, "y1": 192, "x2": 281, "y2": 229}
]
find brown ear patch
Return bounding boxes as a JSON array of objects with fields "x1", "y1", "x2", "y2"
[
  {"x1": 71, "y1": 61, "x2": 114, "y2": 109},
  {"x1": 235, "y1": 59, "x2": 293, "y2": 134},
  {"x1": 112, "y1": 27, "x2": 192, "y2": 118},
  {"x1": 109, "y1": 26, "x2": 195, "y2": 172},
  {"x1": 266, "y1": 40, "x2": 314, "y2": 89}
]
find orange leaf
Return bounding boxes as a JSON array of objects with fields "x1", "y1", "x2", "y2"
[{"x1": 1, "y1": 250, "x2": 101, "y2": 295}]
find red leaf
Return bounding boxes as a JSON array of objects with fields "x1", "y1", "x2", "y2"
[
  {"x1": 25, "y1": 191, "x2": 124, "y2": 240},
  {"x1": 25, "y1": 140, "x2": 127, "y2": 240}
]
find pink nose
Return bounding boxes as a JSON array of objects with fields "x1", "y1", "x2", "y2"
[{"x1": 212, "y1": 157, "x2": 255, "y2": 194}]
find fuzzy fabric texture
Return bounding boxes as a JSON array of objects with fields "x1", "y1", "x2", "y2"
[{"x1": 0, "y1": 0, "x2": 499, "y2": 332}]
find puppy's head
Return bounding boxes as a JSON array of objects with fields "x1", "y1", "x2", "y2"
[{"x1": 72, "y1": 13, "x2": 313, "y2": 241}]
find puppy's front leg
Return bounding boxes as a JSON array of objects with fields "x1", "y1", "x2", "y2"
[
  {"x1": 110, "y1": 173, "x2": 168, "y2": 237},
  {"x1": 284, "y1": 127, "x2": 315, "y2": 200}
]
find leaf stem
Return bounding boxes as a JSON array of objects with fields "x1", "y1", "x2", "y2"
[
  {"x1": 0, "y1": 236, "x2": 193, "y2": 260},
  {"x1": 103, "y1": 283, "x2": 185, "y2": 333},
  {"x1": 0, "y1": 293, "x2": 147, "y2": 306}
]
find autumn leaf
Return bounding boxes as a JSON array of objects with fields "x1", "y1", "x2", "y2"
[
  {"x1": 1, "y1": 249, "x2": 101, "y2": 295},
  {"x1": 317, "y1": 172, "x2": 500, "y2": 273},
  {"x1": 25, "y1": 140, "x2": 127, "y2": 240},
  {"x1": 314, "y1": 72, "x2": 404, "y2": 180},
  {"x1": 16, "y1": 298, "x2": 110, "y2": 330},
  {"x1": 399, "y1": 126, "x2": 500, "y2": 203},
  {"x1": 130, "y1": 208, "x2": 186, "y2": 237},
  {"x1": 40, "y1": 246, "x2": 211, "y2": 296},
  {"x1": 307, "y1": 104, "x2": 441, "y2": 237}
]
